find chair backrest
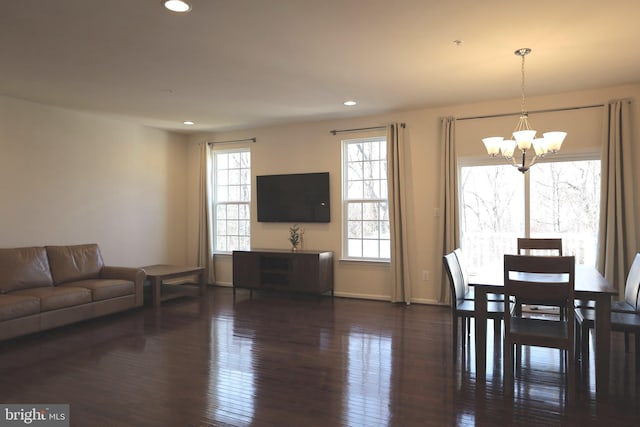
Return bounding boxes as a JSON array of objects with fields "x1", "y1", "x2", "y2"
[
  {"x1": 624, "y1": 252, "x2": 640, "y2": 311},
  {"x1": 517, "y1": 238, "x2": 563, "y2": 256},
  {"x1": 453, "y1": 248, "x2": 470, "y2": 288},
  {"x1": 443, "y1": 252, "x2": 466, "y2": 304},
  {"x1": 503, "y1": 254, "x2": 575, "y2": 314}
]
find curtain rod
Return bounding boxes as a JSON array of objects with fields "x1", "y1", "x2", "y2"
[
  {"x1": 208, "y1": 137, "x2": 256, "y2": 145},
  {"x1": 456, "y1": 104, "x2": 606, "y2": 121},
  {"x1": 330, "y1": 123, "x2": 405, "y2": 135}
]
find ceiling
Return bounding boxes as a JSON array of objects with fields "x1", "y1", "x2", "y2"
[{"x1": 1, "y1": 0, "x2": 639, "y2": 134}]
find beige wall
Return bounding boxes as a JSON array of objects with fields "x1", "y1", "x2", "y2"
[
  {"x1": 0, "y1": 96, "x2": 189, "y2": 267},
  {"x1": 187, "y1": 84, "x2": 640, "y2": 304},
  {"x1": 2, "y1": 82, "x2": 637, "y2": 302}
]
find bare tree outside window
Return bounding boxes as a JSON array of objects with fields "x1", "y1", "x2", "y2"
[
  {"x1": 343, "y1": 137, "x2": 390, "y2": 260},
  {"x1": 530, "y1": 160, "x2": 600, "y2": 265},
  {"x1": 460, "y1": 159, "x2": 600, "y2": 273},
  {"x1": 214, "y1": 149, "x2": 251, "y2": 252},
  {"x1": 460, "y1": 165, "x2": 524, "y2": 273}
]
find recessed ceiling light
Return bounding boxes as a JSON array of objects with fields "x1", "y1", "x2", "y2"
[
  {"x1": 183, "y1": 121, "x2": 195, "y2": 125},
  {"x1": 343, "y1": 100, "x2": 357, "y2": 106},
  {"x1": 164, "y1": 0, "x2": 192, "y2": 12}
]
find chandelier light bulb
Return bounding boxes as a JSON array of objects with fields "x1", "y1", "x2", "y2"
[
  {"x1": 501, "y1": 140, "x2": 517, "y2": 158},
  {"x1": 482, "y1": 137, "x2": 503, "y2": 156},
  {"x1": 543, "y1": 131, "x2": 567, "y2": 152},
  {"x1": 513, "y1": 130, "x2": 536, "y2": 151},
  {"x1": 532, "y1": 138, "x2": 549, "y2": 156}
]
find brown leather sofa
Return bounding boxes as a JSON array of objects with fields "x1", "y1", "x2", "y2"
[{"x1": 0, "y1": 244, "x2": 145, "y2": 341}]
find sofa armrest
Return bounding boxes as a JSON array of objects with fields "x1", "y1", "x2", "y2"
[{"x1": 101, "y1": 266, "x2": 146, "y2": 307}]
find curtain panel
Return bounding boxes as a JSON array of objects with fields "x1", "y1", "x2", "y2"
[
  {"x1": 388, "y1": 123, "x2": 411, "y2": 303},
  {"x1": 197, "y1": 143, "x2": 216, "y2": 284},
  {"x1": 439, "y1": 117, "x2": 458, "y2": 304},
  {"x1": 597, "y1": 99, "x2": 637, "y2": 297}
]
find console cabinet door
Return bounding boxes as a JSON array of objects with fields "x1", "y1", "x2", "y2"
[
  {"x1": 232, "y1": 251, "x2": 260, "y2": 289},
  {"x1": 290, "y1": 254, "x2": 319, "y2": 292}
]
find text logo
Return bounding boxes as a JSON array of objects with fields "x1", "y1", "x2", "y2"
[{"x1": 0, "y1": 405, "x2": 69, "y2": 427}]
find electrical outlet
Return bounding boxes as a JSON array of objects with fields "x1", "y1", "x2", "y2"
[{"x1": 422, "y1": 270, "x2": 429, "y2": 281}]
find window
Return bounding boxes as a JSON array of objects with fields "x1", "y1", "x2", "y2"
[
  {"x1": 529, "y1": 161, "x2": 601, "y2": 263},
  {"x1": 213, "y1": 149, "x2": 251, "y2": 252},
  {"x1": 342, "y1": 137, "x2": 390, "y2": 260},
  {"x1": 459, "y1": 156, "x2": 600, "y2": 273}
]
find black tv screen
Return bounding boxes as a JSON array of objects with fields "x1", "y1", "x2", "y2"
[{"x1": 256, "y1": 172, "x2": 330, "y2": 223}]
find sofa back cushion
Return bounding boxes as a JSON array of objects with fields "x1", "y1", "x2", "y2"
[
  {"x1": 46, "y1": 244, "x2": 104, "y2": 285},
  {"x1": 0, "y1": 247, "x2": 53, "y2": 293}
]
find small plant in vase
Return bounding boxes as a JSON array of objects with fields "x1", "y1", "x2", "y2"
[{"x1": 289, "y1": 224, "x2": 303, "y2": 251}]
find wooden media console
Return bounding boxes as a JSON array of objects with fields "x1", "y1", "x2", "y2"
[{"x1": 232, "y1": 249, "x2": 334, "y2": 297}]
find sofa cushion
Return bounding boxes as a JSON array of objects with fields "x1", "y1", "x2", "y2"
[
  {"x1": 0, "y1": 247, "x2": 53, "y2": 293},
  {"x1": 0, "y1": 294, "x2": 41, "y2": 321},
  {"x1": 60, "y1": 279, "x2": 134, "y2": 302},
  {"x1": 12, "y1": 287, "x2": 92, "y2": 312},
  {"x1": 46, "y1": 244, "x2": 104, "y2": 285}
]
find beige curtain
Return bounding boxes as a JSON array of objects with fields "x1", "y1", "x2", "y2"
[
  {"x1": 597, "y1": 100, "x2": 637, "y2": 297},
  {"x1": 439, "y1": 117, "x2": 459, "y2": 304},
  {"x1": 197, "y1": 143, "x2": 216, "y2": 284},
  {"x1": 388, "y1": 123, "x2": 411, "y2": 303}
]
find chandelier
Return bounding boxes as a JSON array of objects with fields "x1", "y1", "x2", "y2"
[{"x1": 482, "y1": 48, "x2": 566, "y2": 173}]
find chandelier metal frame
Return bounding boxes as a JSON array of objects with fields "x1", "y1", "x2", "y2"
[{"x1": 482, "y1": 48, "x2": 566, "y2": 173}]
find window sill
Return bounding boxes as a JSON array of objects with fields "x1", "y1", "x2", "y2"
[
  {"x1": 213, "y1": 252, "x2": 233, "y2": 257},
  {"x1": 339, "y1": 257, "x2": 390, "y2": 264}
]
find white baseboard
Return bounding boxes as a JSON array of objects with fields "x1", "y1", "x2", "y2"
[
  {"x1": 212, "y1": 281, "x2": 233, "y2": 287},
  {"x1": 209, "y1": 285, "x2": 446, "y2": 306},
  {"x1": 411, "y1": 298, "x2": 447, "y2": 306},
  {"x1": 333, "y1": 291, "x2": 389, "y2": 301}
]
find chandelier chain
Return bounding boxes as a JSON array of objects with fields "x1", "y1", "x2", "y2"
[{"x1": 520, "y1": 53, "x2": 527, "y2": 115}]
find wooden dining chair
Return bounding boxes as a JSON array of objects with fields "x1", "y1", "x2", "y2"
[
  {"x1": 517, "y1": 238, "x2": 563, "y2": 255},
  {"x1": 443, "y1": 251, "x2": 504, "y2": 364},
  {"x1": 516, "y1": 238, "x2": 564, "y2": 317},
  {"x1": 454, "y1": 248, "x2": 505, "y2": 302},
  {"x1": 575, "y1": 253, "x2": 640, "y2": 373},
  {"x1": 503, "y1": 254, "x2": 576, "y2": 402}
]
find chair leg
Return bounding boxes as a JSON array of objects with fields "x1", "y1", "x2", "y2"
[
  {"x1": 635, "y1": 333, "x2": 640, "y2": 375},
  {"x1": 581, "y1": 325, "x2": 590, "y2": 377},
  {"x1": 625, "y1": 332, "x2": 630, "y2": 353},
  {"x1": 461, "y1": 316, "x2": 467, "y2": 355},
  {"x1": 504, "y1": 340, "x2": 514, "y2": 396},
  {"x1": 567, "y1": 347, "x2": 576, "y2": 403},
  {"x1": 452, "y1": 315, "x2": 458, "y2": 363},
  {"x1": 574, "y1": 318, "x2": 580, "y2": 358}
]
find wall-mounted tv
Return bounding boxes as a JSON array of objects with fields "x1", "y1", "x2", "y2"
[{"x1": 256, "y1": 172, "x2": 330, "y2": 223}]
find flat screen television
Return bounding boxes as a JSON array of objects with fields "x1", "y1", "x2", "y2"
[{"x1": 256, "y1": 172, "x2": 330, "y2": 223}]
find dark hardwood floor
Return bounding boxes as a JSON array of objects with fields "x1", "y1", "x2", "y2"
[{"x1": 1, "y1": 287, "x2": 639, "y2": 426}]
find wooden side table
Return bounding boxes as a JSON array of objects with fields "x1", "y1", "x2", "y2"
[{"x1": 142, "y1": 264, "x2": 206, "y2": 307}]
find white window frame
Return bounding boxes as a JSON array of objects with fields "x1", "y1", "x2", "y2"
[
  {"x1": 212, "y1": 147, "x2": 251, "y2": 254},
  {"x1": 458, "y1": 151, "x2": 601, "y2": 269},
  {"x1": 341, "y1": 136, "x2": 390, "y2": 262}
]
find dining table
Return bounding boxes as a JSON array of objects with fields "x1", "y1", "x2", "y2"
[{"x1": 469, "y1": 263, "x2": 617, "y2": 397}]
